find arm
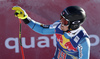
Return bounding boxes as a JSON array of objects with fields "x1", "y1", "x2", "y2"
[
  {"x1": 78, "y1": 37, "x2": 90, "y2": 59},
  {"x1": 24, "y1": 17, "x2": 56, "y2": 35},
  {"x1": 12, "y1": 6, "x2": 58, "y2": 35}
]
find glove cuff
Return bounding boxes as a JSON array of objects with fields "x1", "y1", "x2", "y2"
[{"x1": 22, "y1": 17, "x2": 31, "y2": 24}]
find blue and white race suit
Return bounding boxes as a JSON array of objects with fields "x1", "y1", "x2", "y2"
[{"x1": 26, "y1": 18, "x2": 90, "y2": 59}]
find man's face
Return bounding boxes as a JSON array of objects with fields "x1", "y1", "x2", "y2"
[
  {"x1": 60, "y1": 16, "x2": 69, "y2": 31},
  {"x1": 60, "y1": 22, "x2": 69, "y2": 31}
]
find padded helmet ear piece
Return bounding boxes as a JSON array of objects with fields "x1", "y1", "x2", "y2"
[{"x1": 69, "y1": 24, "x2": 80, "y2": 30}]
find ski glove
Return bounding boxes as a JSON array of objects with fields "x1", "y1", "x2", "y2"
[{"x1": 12, "y1": 6, "x2": 28, "y2": 19}]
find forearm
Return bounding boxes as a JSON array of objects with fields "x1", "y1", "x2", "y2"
[
  {"x1": 23, "y1": 17, "x2": 55, "y2": 35},
  {"x1": 12, "y1": 6, "x2": 55, "y2": 35}
]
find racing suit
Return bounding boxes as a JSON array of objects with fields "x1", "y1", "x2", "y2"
[{"x1": 23, "y1": 17, "x2": 90, "y2": 59}]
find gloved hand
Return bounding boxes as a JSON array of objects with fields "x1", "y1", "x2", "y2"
[{"x1": 12, "y1": 6, "x2": 28, "y2": 19}]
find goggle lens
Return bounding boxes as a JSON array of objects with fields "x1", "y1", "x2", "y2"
[{"x1": 60, "y1": 16, "x2": 69, "y2": 26}]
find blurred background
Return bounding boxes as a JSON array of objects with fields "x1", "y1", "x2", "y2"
[{"x1": 0, "y1": 0, "x2": 100, "y2": 59}]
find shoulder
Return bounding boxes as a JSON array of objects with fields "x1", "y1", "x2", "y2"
[
  {"x1": 80, "y1": 26, "x2": 89, "y2": 38},
  {"x1": 49, "y1": 20, "x2": 60, "y2": 29},
  {"x1": 79, "y1": 27, "x2": 90, "y2": 45}
]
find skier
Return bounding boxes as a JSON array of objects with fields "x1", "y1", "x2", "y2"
[{"x1": 12, "y1": 6, "x2": 90, "y2": 59}]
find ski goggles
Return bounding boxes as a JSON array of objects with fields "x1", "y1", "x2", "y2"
[{"x1": 60, "y1": 15, "x2": 70, "y2": 26}]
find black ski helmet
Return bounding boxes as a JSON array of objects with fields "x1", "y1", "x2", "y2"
[{"x1": 61, "y1": 6, "x2": 86, "y2": 30}]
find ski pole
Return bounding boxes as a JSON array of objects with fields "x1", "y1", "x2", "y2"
[{"x1": 19, "y1": 19, "x2": 25, "y2": 59}]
